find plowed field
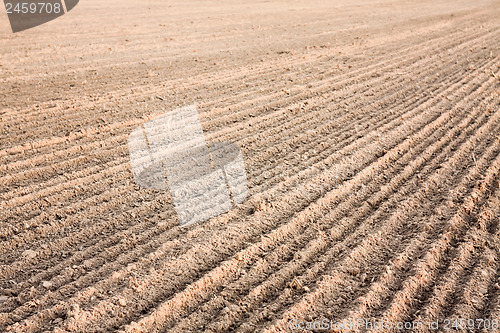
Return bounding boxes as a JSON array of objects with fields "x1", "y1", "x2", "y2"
[{"x1": 0, "y1": 0, "x2": 499, "y2": 332}]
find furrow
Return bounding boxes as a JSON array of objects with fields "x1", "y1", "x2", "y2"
[
  {"x1": 166, "y1": 82, "x2": 499, "y2": 333},
  {"x1": 259, "y1": 101, "x2": 500, "y2": 333}
]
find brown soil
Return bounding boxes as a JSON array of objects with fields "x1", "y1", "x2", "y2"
[{"x1": 0, "y1": 0, "x2": 499, "y2": 332}]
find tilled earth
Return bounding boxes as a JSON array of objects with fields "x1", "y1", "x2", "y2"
[{"x1": 0, "y1": 0, "x2": 499, "y2": 332}]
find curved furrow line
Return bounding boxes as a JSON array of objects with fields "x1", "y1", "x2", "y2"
[
  {"x1": 0, "y1": 69, "x2": 457, "y2": 311},
  {"x1": 1, "y1": 46, "x2": 484, "y2": 278},
  {"x1": 215, "y1": 93, "x2": 500, "y2": 333},
  {"x1": 0, "y1": 78, "x2": 458, "y2": 330},
  {"x1": 0, "y1": 23, "x2": 476, "y2": 176},
  {"x1": 0, "y1": 52, "x2": 494, "y2": 326},
  {"x1": 0, "y1": 59, "x2": 484, "y2": 330},
  {"x1": 413, "y1": 190, "x2": 500, "y2": 333},
  {"x1": 242, "y1": 58, "x2": 497, "y2": 195},
  {"x1": 345, "y1": 147, "x2": 499, "y2": 325},
  {"x1": 258, "y1": 104, "x2": 500, "y2": 333},
  {"x1": 3, "y1": 30, "x2": 492, "y2": 189},
  {"x1": 1, "y1": 20, "x2": 489, "y2": 162},
  {"x1": 0, "y1": 39, "x2": 476, "y2": 256},
  {"x1": 374, "y1": 155, "x2": 500, "y2": 331},
  {"x1": 439, "y1": 211, "x2": 499, "y2": 322},
  {"x1": 0, "y1": 34, "x2": 492, "y2": 246},
  {"x1": 2, "y1": 38, "x2": 481, "y2": 216},
  {"x1": 0, "y1": 50, "x2": 496, "y2": 328},
  {"x1": 1, "y1": 7, "x2": 482, "y2": 126},
  {"x1": 477, "y1": 194, "x2": 500, "y2": 332},
  {"x1": 164, "y1": 86, "x2": 498, "y2": 333},
  {"x1": 238, "y1": 140, "x2": 500, "y2": 333},
  {"x1": 482, "y1": 262, "x2": 500, "y2": 333},
  {"x1": 454, "y1": 245, "x2": 498, "y2": 326},
  {"x1": 6, "y1": 57, "x2": 477, "y2": 332},
  {"x1": 102, "y1": 78, "x2": 500, "y2": 333},
  {"x1": 402, "y1": 179, "x2": 500, "y2": 323}
]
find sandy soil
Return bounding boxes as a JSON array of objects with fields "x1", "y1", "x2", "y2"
[{"x1": 0, "y1": 0, "x2": 499, "y2": 332}]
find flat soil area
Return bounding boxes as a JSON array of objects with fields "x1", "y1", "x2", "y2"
[{"x1": 0, "y1": 0, "x2": 499, "y2": 332}]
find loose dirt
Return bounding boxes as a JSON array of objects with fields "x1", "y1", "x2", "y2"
[{"x1": 0, "y1": 0, "x2": 499, "y2": 332}]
